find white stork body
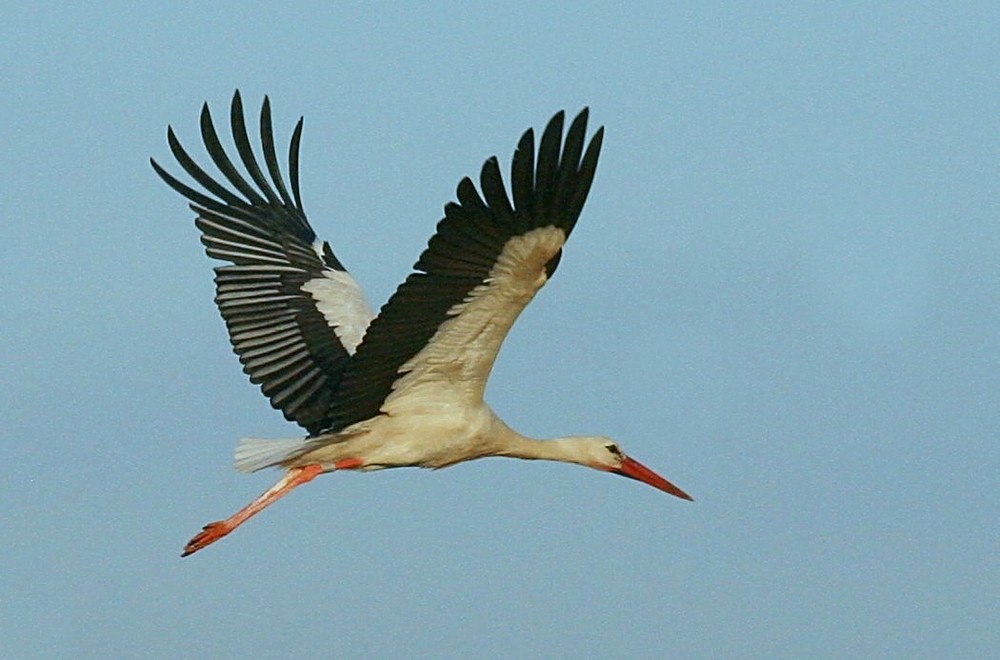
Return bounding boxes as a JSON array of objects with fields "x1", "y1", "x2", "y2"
[{"x1": 153, "y1": 92, "x2": 691, "y2": 557}]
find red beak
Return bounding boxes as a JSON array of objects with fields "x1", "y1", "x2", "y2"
[{"x1": 614, "y1": 456, "x2": 693, "y2": 501}]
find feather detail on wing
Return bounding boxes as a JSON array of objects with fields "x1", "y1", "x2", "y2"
[
  {"x1": 326, "y1": 109, "x2": 603, "y2": 431},
  {"x1": 151, "y1": 91, "x2": 374, "y2": 434}
]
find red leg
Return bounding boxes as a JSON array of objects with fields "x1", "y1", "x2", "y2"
[{"x1": 182, "y1": 463, "x2": 323, "y2": 557}]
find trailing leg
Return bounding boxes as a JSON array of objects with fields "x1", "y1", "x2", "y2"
[{"x1": 181, "y1": 464, "x2": 323, "y2": 557}]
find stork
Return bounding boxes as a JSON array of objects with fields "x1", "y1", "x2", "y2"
[{"x1": 152, "y1": 92, "x2": 692, "y2": 557}]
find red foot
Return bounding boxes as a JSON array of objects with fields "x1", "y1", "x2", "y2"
[{"x1": 182, "y1": 520, "x2": 232, "y2": 557}]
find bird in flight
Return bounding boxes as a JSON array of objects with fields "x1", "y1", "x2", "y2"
[{"x1": 152, "y1": 92, "x2": 692, "y2": 557}]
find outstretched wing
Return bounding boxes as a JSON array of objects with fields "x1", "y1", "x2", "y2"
[
  {"x1": 151, "y1": 91, "x2": 374, "y2": 435},
  {"x1": 325, "y1": 109, "x2": 603, "y2": 432}
]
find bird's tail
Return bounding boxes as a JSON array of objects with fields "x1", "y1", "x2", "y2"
[{"x1": 234, "y1": 437, "x2": 309, "y2": 473}]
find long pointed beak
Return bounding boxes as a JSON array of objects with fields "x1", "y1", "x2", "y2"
[{"x1": 614, "y1": 456, "x2": 693, "y2": 501}]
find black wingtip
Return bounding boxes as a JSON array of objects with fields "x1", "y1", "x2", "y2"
[
  {"x1": 231, "y1": 90, "x2": 243, "y2": 118},
  {"x1": 289, "y1": 117, "x2": 305, "y2": 212},
  {"x1": 591, "y1": 126, "x2": 606, "y2": 157}
]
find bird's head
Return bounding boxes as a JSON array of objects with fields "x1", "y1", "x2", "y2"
[{"x1": 568, "y1": 436, "x2": 693, "y2": 501}]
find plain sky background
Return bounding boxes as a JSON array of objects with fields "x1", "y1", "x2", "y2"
[{"x1": 2, "y1": 3, "x2": 997, "y2": 658}]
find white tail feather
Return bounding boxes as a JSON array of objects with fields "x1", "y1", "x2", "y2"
[{"x1": 234, "y1": 437, "x2": 309, "y2": 473}]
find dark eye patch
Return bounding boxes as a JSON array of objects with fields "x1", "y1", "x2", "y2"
[{"x1": 605, "y1": 444, "x2": 623, "y2": 457}]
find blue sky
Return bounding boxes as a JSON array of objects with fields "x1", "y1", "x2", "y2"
[{"x1": 3, "y1": 3, "x2": 997, "y2": 657}]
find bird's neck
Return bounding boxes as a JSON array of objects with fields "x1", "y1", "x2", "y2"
[{"x1": 495, "y1": 433, "x2": 597, "y2": 466}]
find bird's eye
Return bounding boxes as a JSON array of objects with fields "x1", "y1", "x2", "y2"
[{"x1": 605, "y1": 444, "x2": 623, "y2": 458}]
